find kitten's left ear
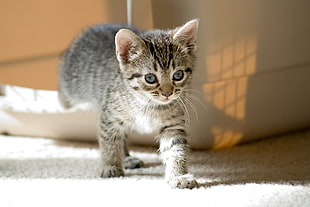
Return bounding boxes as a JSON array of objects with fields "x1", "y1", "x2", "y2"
[{"x1": 172, "y1": 19, "x2": 199, "y2": 47}]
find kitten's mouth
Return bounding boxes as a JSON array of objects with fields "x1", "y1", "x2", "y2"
[
  {"x1": 153, "y1": 96, "x2": 176, "y2": 105},
  {"x1": 161, "y1": 98, "x2": 171, "y2": 103}
]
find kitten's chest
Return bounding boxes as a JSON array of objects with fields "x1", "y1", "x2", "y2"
[{"x1": 131, "y1": 110, "x2": 160, "y2": 134}]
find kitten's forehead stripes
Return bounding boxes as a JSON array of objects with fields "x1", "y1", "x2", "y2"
[
  {"x1": 167, "y1": 43, "x2": 174, "y2": 69},
  {"x1": 143, "y1": 37, "x2": 176, "y2": 71},
  {"x1": 153, "y1": 61, "x2": 158, "y2": 72}
]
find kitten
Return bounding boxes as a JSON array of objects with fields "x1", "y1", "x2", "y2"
[{"x1": 58, "y1": 19, "x2": 199, "y2": 189}]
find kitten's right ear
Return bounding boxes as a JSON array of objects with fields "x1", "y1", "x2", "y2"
[{"x1": 115, "y1": 29, "x2": 145, "y2": 64}]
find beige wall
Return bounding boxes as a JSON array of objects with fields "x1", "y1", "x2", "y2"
[{"x1": 0, "y1": 0, "x2": 128, "y2": 90}]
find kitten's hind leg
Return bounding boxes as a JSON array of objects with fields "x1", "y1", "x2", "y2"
[{"x1": 123, "y1": 139, "x2": 144, "y2": 169}]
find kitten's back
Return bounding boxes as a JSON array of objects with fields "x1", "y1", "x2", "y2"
[{"x1": 58, "y1": 24, "x2": 138, "y2": 108}]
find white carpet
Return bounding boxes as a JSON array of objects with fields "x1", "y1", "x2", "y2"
[{"x1": 0, "y1": 129, "x2": 309, "y2": 207}]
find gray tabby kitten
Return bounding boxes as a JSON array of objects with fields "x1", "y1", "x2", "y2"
[{"x1": 58, "y1": 19, "x2": 199, "y2": 189}]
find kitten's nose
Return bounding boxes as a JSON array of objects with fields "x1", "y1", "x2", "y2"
[
  {"x1": 161, "y1": 91, "x2": 173, "y2": 97},
  {"x1": 160, "y1": 85, "x2": 173, "y2": 98}
]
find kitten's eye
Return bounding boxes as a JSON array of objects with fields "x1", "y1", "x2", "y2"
[
  {"x1": 145, "y1": 73, "x2": 158, "y2": 84},
  {"x1": 173, "y1": 70, "x2": 184, "y2": 81}
]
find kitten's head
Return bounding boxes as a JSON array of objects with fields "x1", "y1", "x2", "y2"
[{"x1": 115, "y1": 19, "x2": 199, "y2": 105}]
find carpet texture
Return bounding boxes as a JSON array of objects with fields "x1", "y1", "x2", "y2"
[{"x1": 0, "y1": 129, "x2": 309, "y2": 207}]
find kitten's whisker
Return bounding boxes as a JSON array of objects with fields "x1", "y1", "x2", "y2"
[
  {"x1": 185, "y1": 93, "x2": 208, "y2": 113},
  {"x1": 180, "y1": 95, "x2": 199, "y2": 123},
  {"x1": 183, "y1": 89, "x2": 208, "y2": 113},
  {"x1": 183, "y1": 88, "x2": 203, "y2": 95},
  {"x1": 177, "y1": 97, "x2": 190, "y2": 126}
]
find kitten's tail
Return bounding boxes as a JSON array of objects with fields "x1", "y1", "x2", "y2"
[{"x1": 58, "y1": 89, "x2": 73, "y2": 109}]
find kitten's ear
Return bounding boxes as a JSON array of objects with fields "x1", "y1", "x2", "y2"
[
  {"x1": 115, "y1": 29, "x2": 145, "y2": 64},
  {"x1": 172, "y1": 19, "x2": 199, "y2": 47}
]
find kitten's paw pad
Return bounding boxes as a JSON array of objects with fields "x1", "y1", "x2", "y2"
[
  {"x1": 100, "y1": 166, "x2": 124, "y2": 178},
  {"x1": 123, "y1": 156, "x2": 144, "y2": 169},
  {"x1": 168, "y1": 175, "x2": 199, "y2": 189}
]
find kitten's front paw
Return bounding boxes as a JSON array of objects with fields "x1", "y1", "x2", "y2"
[
  {"x1": 168, "y1": 175, "x2": 199, "y2": 189},
  {"x1": 100, "y1": 166, "x2": 124, "y2": 178},
  {"x1": 123, "y1": 156, "x2": 144, "y2": 169}
]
